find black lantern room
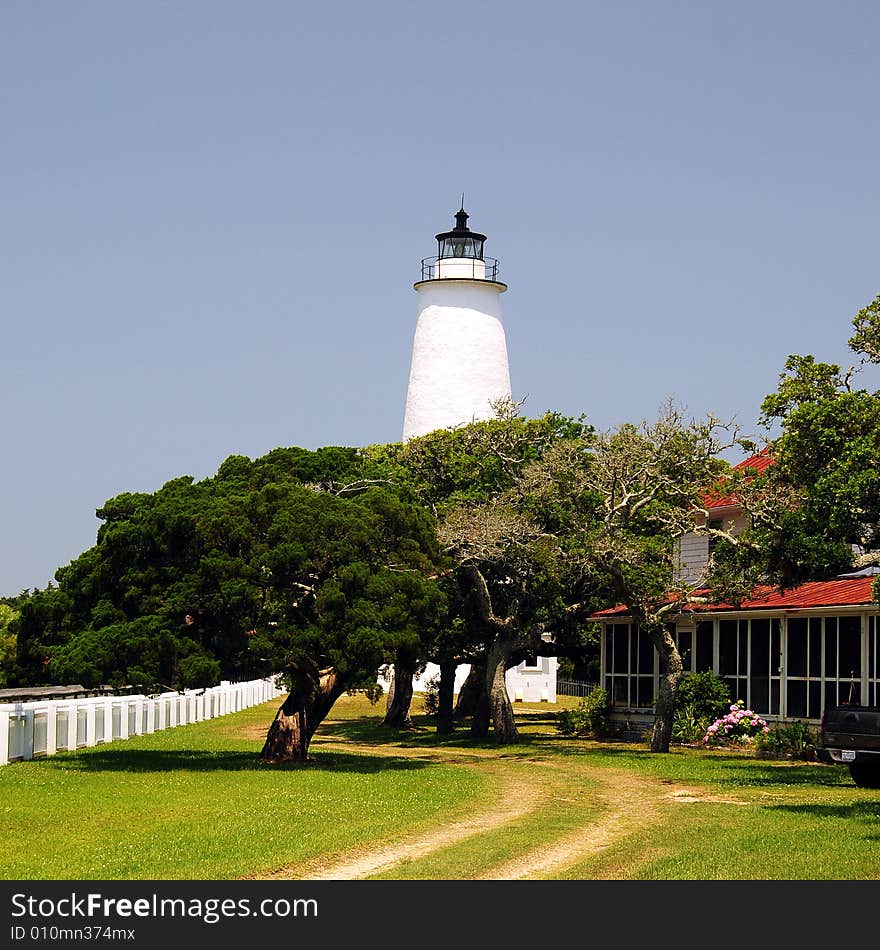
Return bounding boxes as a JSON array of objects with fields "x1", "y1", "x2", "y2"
[{"x1": 435, "y1": 206, "x2": 486, "y2": 260}]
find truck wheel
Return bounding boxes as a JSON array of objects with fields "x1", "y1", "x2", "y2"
[{"x1": 849, "y1": 763, "x2": 880, "y2": 788}]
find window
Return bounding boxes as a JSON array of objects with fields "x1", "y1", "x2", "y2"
[
  {"x1": 869, "y1": 616, "x2": 879, "y2": 708},
  {"x1": 675, "y1": 628, "x2": 693, "y2": 672},
  {"x1": 707, "y1": 518, "x2": 723, "y2": 555},
  {"x1": 695, "y1": 622, "x2": 714, "y2": 672},
  {"x1": 787, "y1": 614, "x2": 864, "y2": 718},
  {"x1": 603, "y1": 622, "x2": 654, "y2": 709}
]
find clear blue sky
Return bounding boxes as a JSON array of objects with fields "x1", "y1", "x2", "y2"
[{"x1": 2, "y1": 1, "x2": 878, "y2": 596}]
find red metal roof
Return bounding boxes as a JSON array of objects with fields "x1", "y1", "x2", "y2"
[
  {"x1": 591, "y1": 575, "x2": 877, "y2": 618},
  {"x1": 702, "y1": 447, "x2": 775, "y2": 510}
]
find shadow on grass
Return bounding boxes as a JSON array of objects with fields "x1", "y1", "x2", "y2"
[
  {"x1": 318, "y1": 714, "x2": 564, "y2": 755},
  {"x1": 46, "y1": 748, "x2": 431, "y2": 775},
  {"x1": 316, "y1": 715, "x2": 861, "y2": 790},
  {"x1": 768, "y1": 800, "x2": 880, "y2": 821},
  {"x1": 543, "y1": 741, "x2": 857, "y2": 787},
  {"x1": 703, "y1": 760, "x2": 852, "y2": 788}
]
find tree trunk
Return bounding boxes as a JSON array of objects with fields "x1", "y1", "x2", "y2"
[
  {"x1": 260, "y1": 665, "x2": 345, "y2": 764},
  {"x1": 436, "y1": 657, "x2": 456, "y2": 734},
  {"x1": 383, "y1": 653, "x2": 416, "y2": 728},
  {"x1": 470, "y1": 680, "x2": 491, "y2": 738},
  {"x1": 454, "y1": 662, "x2": 483, "y2": 719},
  {"x1": 487, "y1": 642, "x2": 518, "y2": 743},
  {"x1": 647, "y1": 624, "x2": 684, "y2": 753}
]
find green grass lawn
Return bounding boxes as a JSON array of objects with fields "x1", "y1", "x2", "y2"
[
  {"x1": 2, "y1": 693, "x2": 878, "y2": 880},
  {"x1": 0, "y1": 700, "x2": 483, "y2": 879}
]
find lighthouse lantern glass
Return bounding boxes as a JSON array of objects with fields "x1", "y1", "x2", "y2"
[{"x1": 439, "y1": 235, "x2": 485, "y2": 260}]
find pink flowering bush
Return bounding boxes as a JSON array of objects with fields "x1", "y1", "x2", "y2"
[{"x1": 703, "y1": 702, "x2": 771, "y2": 748}]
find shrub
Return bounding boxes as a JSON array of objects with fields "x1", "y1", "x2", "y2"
[
  {"x1": 672, "y1": 703, "x2": 712, "y2": 745},
  {"x1": 556, "y1": 687, "x2": 608, "y2": 738},
  {"x1": 672, "y1": 672, "x2": 732, "y2": 745},
  {"x1": 675, "y1": 671, "x2": 732, "y2": 722},
  {"x1": 756, "y1": 720, "x2": 817, "y2": 760},
  {"x1": 703, "y1": 702, "x2": 770, "y2": 748},
  {"x1": 422, "y1": 674, "x2": 440, "y2": 716},
  {"x1": 177, "y1": 654, "x2": 221, "y2": 689}
]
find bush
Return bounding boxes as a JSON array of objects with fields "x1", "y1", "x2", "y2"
[
  {"x1": 756, "y1": 720, "x2": 817, "y2": 760},
  {"x1": 703, "y1": 702, "x2": 770, "y2": 748},
  {"x1": 671, "y1": 703, "x2": 712, "y2": 745},
  {"x1": 422, "y1": 674, "x2": 440, "y2": 716},
  {"x1": 672, "y1": 672, "x2": 733, "y2": 744},
  {"x1": 556, "y1": 687, "x2": 608, "y2": 738},
  {"x1": 675, "y1": 671, "x2": 732, "y2": 722},
  {"x1": 177, "y1": 654, "x2": 221, "y2": 689}
]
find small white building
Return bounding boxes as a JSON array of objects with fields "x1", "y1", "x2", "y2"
[{"x1": 378, "y1": 657, "x2": 558, "y2": 705}]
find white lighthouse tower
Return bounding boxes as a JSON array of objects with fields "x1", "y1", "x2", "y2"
[{"x1": 402, "y1": 205, "x2": 511, "y2": 440}]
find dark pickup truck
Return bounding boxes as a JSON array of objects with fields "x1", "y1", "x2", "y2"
[{"x1": 816, "y1": 705, "x2": 880, "y2": 788}]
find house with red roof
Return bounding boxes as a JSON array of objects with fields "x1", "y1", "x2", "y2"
[
  {"x1": 592, "y1": 450, "x2": 880, "y2": 727},
  {"x1": 677, "y1": 447, "x2": 774, "y2": 586}
]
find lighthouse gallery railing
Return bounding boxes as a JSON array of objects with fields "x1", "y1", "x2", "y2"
[{"x1": 420, "y1": 256, "x2": 500, "y2": 282}]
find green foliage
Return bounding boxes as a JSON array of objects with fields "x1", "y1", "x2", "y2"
[
  {"x1": 12, "y1": 445, "x2": 446, "y2": 693},
  {"x1": 555, "y1": 687, "x2": 609, "y2": 737},
  {"x1": 367, "y1": 408, "x2": 591, "y2": 513},
  {"x1": 422, "y1": 674, "x2": 440, "y2": 716},
  {"x1": 754, "y1": 294, "x2": 880, "y2": 589},
  {"x1": 358, "y1": 684, "x2": 385, "y2": 705},
  {"x1": 671, "y1": 672, "x2": 733, "y2": 744},
  {"x1": 0, "y1": 604, "x2": 18, "y2": 689},
  {"x1": 848, "y1": 293, "x2": 880, "y2": 364},
  {"x1": 756, "y1": 720, "x2": 818, "y2": 760},
  {"x1": 368, "y1": 408, "x2": 609, "y2": 681},
  {"x1": 177, "y1": 654, "x2": 222, "y2": 689},
  {"x1": 675, "y1": 671, "x2": 732, "y2": 722},
  {"x1": 671, "y1": 704, "x2": 712, "y2": 745}
]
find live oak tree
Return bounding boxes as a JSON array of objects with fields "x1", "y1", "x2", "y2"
[
  {"x1": 13, "y1": 446, "x2": 368, "y2": 690},
  {"x1": 755, "y1": 293, "x2": 880, "y2": 587},
  {"x1": 524, "y1": 403, "x2": 760, "y2": 753},
  {"x1": 12, "y1": 445, "x2": 446, "y2": 763},
  {"x1": 372, "y1": 403, "x2": 606, "y2": 743},
  {"x1": 0, "y1": 602, "x2": 18, "y2": 689},
  {"x1": 253, "y1": 484, "x2": 444, "y2": 762}
]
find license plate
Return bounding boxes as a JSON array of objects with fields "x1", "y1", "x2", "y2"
[{"x1": 841, "y1": 750, "x2": 856, "y2": 762}]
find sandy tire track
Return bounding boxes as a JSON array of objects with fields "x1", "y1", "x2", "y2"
[
  {"x1": 476, "y1": 769, "x2": 671, "y2": 880},
  {"x1": 260, "y1": 764, "x2": 543, "y2": 881}
]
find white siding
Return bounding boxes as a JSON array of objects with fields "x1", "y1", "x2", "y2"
[{"x1": 379, "y1": 658, "x2": 557, "y2": 704}]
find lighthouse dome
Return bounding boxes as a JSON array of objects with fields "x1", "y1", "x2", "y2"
[{"x1": 435, "y1": 205, "x2": 487, "y2": 260}]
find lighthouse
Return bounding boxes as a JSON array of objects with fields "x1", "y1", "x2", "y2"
[{"x1": 402, "y1": 205, "x2": 512, "y2": 440}]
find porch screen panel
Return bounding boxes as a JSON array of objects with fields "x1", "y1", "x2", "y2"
[
  {"x1": 676, "y1": 629, "x2": 692, "y2": 672},
  {"x1": 632, "y1": 625, "x2": 655, "y2": 708},
  {"x1": 771, "y1": 619, "x2": 781, "y2": 716},
  {"x1": 751, "y1": 618, "x2": 771, "y2": 715},
  {"x1": 787, "y1": 619, "x2": 806, "y2": 677},
  {"x1": 822, "y1": 616, "x2": 863, "y2": 710},
  {"x1": 785, "y1": 617, "x2": 821, "y2": 719},
  {"x1": 839, "y1": 616, "x2": 861, "y2": 705},
  {"x1": 870, "y1": 616, "x2": 878, "y2": 707},
  {"x1": 719, "y1": 619, "x2": 747, "y2": 705},
  {"x1": 809, "y1": 619, "x2": 822, "y2": 677},
  {"x1": 785, "y1": 617, "x2": 810, "y2": 719},
  {"x1": 613, "y1": 626, "x2": 627, "y2": 671},
  {"x1": 695, "y1": 621, "x2": 714, "y2": 672},
  {"x1": 605, "y1": 624, "x2": 631, "y2": 707},
  {"x1": 604, "y1": 622, "x2": 654, "y2": 709}
]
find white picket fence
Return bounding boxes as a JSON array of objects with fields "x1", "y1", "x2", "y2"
[{"x1": 0, "y1": 676, "x2": 286, "y2": 766}]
